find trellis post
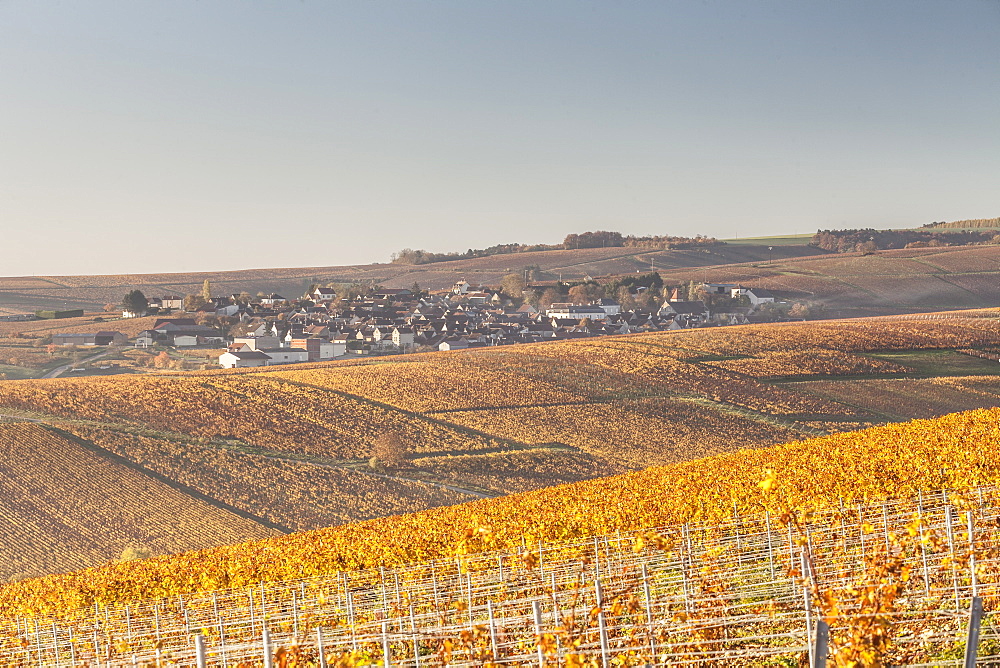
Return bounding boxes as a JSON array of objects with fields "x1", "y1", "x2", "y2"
[
  {"x1": 964, "y1": 597, "x2": 984, "y2": 668},
  {"x1": 194, "y1": 634, "x2": 207, "y2": 668}
]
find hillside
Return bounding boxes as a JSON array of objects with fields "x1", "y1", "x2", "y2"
[
  {"x1": 655, "y1": 244, "x2": 1000, "y2": 317},
  {"x1": 4, "y1": 238, "x2": 1000, "y2": 321},
  {"x1": 0, "y1": 312, "x2": 999, "y2": 579},
  {"x1": 1, "y1": 406, "x2": 997, "y2": 616},
  {"x1": 0, "y1": 244, "x2": 821, "y2": 314},
  {"x1": 0, "y1": 423, "x2": 278, "y2": 581}
]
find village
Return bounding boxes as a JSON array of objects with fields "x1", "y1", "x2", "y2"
[{"x1": 43, "y1": 278, "x2": 787, "y2": 369}]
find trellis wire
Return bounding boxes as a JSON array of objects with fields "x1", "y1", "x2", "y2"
[{"x1": 2, "y1": 485, "x2": 1000, "y2": 665}]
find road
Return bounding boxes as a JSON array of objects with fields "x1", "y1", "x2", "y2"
[{"x1": 41, "y1": 348, "x2": 114, "y2": 379}]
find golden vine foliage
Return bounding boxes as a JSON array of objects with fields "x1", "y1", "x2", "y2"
[{"x1": 2, "y1": 407, "x2": 1000, "y2": 617}]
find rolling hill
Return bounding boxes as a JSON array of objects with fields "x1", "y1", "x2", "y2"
[
  {"x1": 5, "y1": 243, "x2": 1000, "y2": 320},
  {"x1": 0, "y1": 244, "x2": 822, "y2": 314},
  {"x1": 0, "y1": 422, "x2": 278, "y2": 582},
  {"x1": 0, "y1": 311, "x2": 1000, "y2": 582},
  {"x1": 657, "y1": 244, "x2": 1000, "y2": 317},
  {"x1": 1, "y1": 405, "x2": 997, "y2": 615}
]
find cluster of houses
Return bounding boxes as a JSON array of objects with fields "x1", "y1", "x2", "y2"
[
  {"x1": 48, "y1": 280, "x2": 782, "y2": 369},
  {"x1": 214, "y1": 280, "x2": 780, "y2": 368}
]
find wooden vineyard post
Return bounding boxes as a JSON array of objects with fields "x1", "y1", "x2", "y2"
[
  {"x1": 382, "y1": 621, "x2": 392, "y2": 667},
  {"x1": 262, "y1": 629, "x2": 273, "y2": 668},
  {"x1": 51, "y1": 623, "x2": 59, "y2": 668},
  {"x1": 194, "y1": 634, "x2": 207, "y2": 668},
  {"x1": 409, "y1": 604, "x2": 420, "y2": 668},
  {"x1": 487, "y1": 600, "x2": 499, "y2": 661},
  {"x1": 218, "y1": 619, "x2": 228, "y2": 668},
  {"x1": 642, "y1": 562, "x2": 656, "y2": 662},
  {"x1": 532, "y1": 600, "x2": 544, "y2": 667},
  {"x1": 595, "y1": 577, "x2": 610, "y2": 668},
  {"x1": 92, "y1": 629, "x2": 100, "y2": 668},
  {"x1": 964, "y1": 597, "x2": 984, "y2": 668},
  {"x1": 316, "y1": 627, "x2": 328, "y2": 668}
]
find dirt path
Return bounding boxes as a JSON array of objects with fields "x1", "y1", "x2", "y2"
[{"x1": 41, "y1": 348, "x2": 114, "y2": 378}]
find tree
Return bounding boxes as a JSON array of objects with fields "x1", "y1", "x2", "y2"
[
  {"x1": 500, "y1": 273, "x2": 526, "y2": 299},
  {"x1": 615, "y1": 285, "x2": 637, "y2": 311},
  {"x1": 373, "y1": 431, "x2": 408, "y2": 467},
  {"x1": 184, "y1": 294, "x2": 207, "y2": 311},
  {"x1": 685, "y1": 280, "x2": 700, "y2": 301},
  {"x1": 567, "y1": 283, "x2": 601, "y2": 304},
  {"x1": 121, "y1": 290, "x2": 148, "y2": 317},
  {"x1": 201, "y1": 279, "x2": 212, "y2": 302},
  {"x1": 538, "y1": 288, "x2": 561, "y2": 308}
]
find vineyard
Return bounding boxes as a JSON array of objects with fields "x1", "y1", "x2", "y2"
[
  {"x1": 0, "y1": 315, "x2": 1000, "y2": 581},
  {"x1": 65, "y1": 425, "x2": 472, "y2": 532},
  {"x1": 0, "y1": 423, "x2": 277, "y2": 582},
  {"x1": 3, "y1": 407, "x2": 1000, "y2": 618},
  {"x1": 4, "y1": 457, "x2": 1000, "y2": 663}
]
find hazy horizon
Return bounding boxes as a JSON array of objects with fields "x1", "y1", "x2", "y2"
[{"x1": 2, "y1": 1, "x2": 998, "y2": 276}]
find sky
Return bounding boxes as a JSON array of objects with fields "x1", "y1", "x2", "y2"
[{"x1": 1, "y1": 1, "x2": 998, "y2": 276}]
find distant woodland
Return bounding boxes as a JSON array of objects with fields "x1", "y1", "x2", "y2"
[
  {"x1": 810, "y1": 228, "x2": 999, "y2": 253},
  {"x1": 390, "y1": 231, "x2": 719, "y2": 265}
]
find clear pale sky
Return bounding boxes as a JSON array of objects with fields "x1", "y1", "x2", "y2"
[{"x1": 1, "y1": 1, "x2": 997, "y2": 276}]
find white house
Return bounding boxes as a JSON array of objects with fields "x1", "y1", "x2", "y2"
[
  {"x1": 161, "y1": 296, "x2": 184, "y2": 310},
  {"x1": 544, "y1": 304, "x2": 608, "y2": 321},
  {"x1": 659, "y1": 300, "x2": 710, "y2": 327},
  {"x1": 260, "y1": 293, "x2": 287, "y2": 306},
  {"x1": 744, "y1": 288, "x2": 776, "y2": 306},
  {"x1": 312, "y1": 287, "x2": 337, "y2": 302},
  {"x1": 392, "y1": 327, "x2": 415, "y2": 351},
  {"x1": 219, "y1": 349, "x2": 271, "y2": 368},
  {"x1": 439, "y1": 338, "x2": 469, "y2": 351}
]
